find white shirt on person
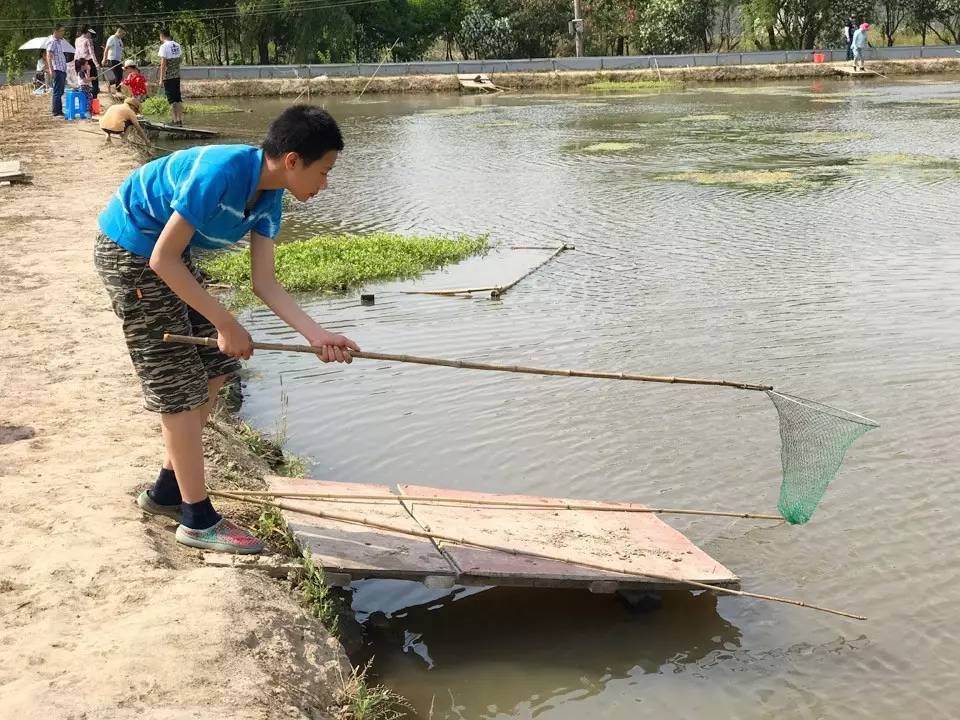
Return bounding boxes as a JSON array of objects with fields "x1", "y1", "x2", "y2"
[{"x1": 105, "y1": 33, "x2": 124, "y2": 61}]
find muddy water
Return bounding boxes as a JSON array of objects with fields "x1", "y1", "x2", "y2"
[{"x1": 189, "y1": 78, "x2": 960, "y2": 718}]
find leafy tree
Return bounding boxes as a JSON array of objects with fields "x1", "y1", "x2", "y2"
[
  {"x1": 906, "y1": 0, "x2": 939, "y2": 44},
  {"x1": 631, "y1": 0, "x2": 714, "y2": 55}
]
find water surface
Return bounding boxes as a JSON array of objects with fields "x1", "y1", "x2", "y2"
[{"x1": 189, "y1": 77, "x2": 960, "y2": 718}]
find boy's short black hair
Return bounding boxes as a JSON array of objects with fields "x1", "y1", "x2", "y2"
[
  {"x1": 262, "y1": 105, "x2": 344, "y2": 165},
  {"x1": 160, "y1": 28, "x2": 171, "y2": 38}
]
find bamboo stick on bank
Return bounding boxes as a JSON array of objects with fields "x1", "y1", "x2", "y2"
[
  {"x1": 215, "y1": 491, "x2": 865, "y2": 621},
  {"x1": 214, "y1": 488, "x2": 783, "y2": 521}
]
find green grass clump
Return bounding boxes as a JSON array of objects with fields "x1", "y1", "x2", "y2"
[
  {"x1": 338, "y1": 662, "x2": 413, "y2": 720},
  {"x1": 297, "y1": 552, "x2": 346, "y2": 635},
  {"x1": 233, "y1": 419, "x2": 305, "y2": 476},
  {"x1": 584, "y1": 80, "x2": 681, "y2": 93},
  {"x1": 141, "y1": 95, "x2": 244, "y2": 116},
  {"x1": 253, "y1": 506, "x2": 299, "y2": 556},
  {"x1": 201, "y1": 232, "x2": 488, "y2": 297}
]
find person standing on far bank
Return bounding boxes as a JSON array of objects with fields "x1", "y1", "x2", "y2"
[
  {"x1": 102, "y1": 26, "x2": 126, "y2": 94},
  {"x1": 158, "y1": 29, "x2": 185, "y2": 126},
  {"x1": 852, "y1": 22, "x2": 871, "y2": 72},
  {"x1": 844, "y1": 14, "x2": 857, "y2": 61},
  {"x1": 45, "y1": 24, "x2": 68, "y2": 117}
]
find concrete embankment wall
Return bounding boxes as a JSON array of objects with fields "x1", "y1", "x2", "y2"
[{"x1": 173, "y1": 57, "x2": 960, "y2": 98}]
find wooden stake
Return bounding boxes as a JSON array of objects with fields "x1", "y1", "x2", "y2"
[
  {"x1": 491, "y1": 243, "x2": 570, "y2": 298},
  {"x1": 163, "y1": 334, "x2": 773, "y2": 392},
  {"x1": 216, "y1": 488, "x2": 783, "y2": 521},
  {"x1": 402, "y1": 244, "x2": 574, "y2": 298},
  {"x1": 217, "y1": 491, "x2": 864, "y2": 620}
]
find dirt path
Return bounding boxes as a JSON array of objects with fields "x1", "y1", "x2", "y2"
[{"x1": 0, "y1": 100, "x2": 347, "y2": 720}]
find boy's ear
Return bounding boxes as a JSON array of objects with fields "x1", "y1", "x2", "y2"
[{"x1": 283, "y1": 152, "x2": 300, "y2": 170}]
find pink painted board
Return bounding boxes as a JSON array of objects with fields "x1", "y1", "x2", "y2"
[
  {"x1": 398, "y1": 484, "x2": 739, "y2": 588},
  {"x1": 267, "y1": 476, "x2": 454, "y2": 579}
]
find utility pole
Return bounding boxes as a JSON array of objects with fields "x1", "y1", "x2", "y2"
[{"x1": 572, "y1": 0, "x2": 583, "y2": 57}]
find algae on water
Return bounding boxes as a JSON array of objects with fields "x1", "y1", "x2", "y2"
[
  {"x1": 200, "y1": 232, "x2": 489, "y2": 302},
  {"x1": 783, "y1": 131, "x2": 873, "y2": 144},
  {"x1": 678, "y1": 114, "x2": 731, "y2": 122},
  {"x1": 583, "y1": 80, "x2": 682, "y2": 93},
  {"x1": 659, "y1": 169, "x2": 798, "y2": 187},
  {"x1": 577, "y1": 141, "x2": 640, "y2": 152}
]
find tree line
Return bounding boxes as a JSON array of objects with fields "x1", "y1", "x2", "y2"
[{"x1": 2, "y1": 0, "x2": 959, "y2": 79}]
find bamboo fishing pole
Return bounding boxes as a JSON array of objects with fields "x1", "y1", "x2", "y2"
[
  {"x1": 214, "y1": 488, "x2": 782, "y2": 521},
  {"x1": 214, "y1": 490, "x2": 865, "y2": 621},
  {"x1": 163, "y1": 334, "x2": 773, "y2": 392}
]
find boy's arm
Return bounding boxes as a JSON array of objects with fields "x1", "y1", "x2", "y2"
[
  {"x1": 249, "y1": 232, "x2": 359, "y2": 363},
  {"x1": 129, "y1": 112, "x2": 150, "y2": 145},
  {"x1": 150, "y1": 212, "x2": 253, "y2": 358},
  {"x1": 158, "y1": 57, "x2": 166, "y2": 83}
]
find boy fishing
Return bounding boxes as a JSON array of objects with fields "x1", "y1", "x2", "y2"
[{"x1": 95, "y1": 105, "x2": 359, "y2": 553}]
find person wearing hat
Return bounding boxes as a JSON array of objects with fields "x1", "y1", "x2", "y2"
[
  {"x1": 99, "y1": 96, "x2": 150, "y2": 146},
  {"x1": 851, "y1": 22, "x2": 871, "y2": 72},
  {"x1": 74, "y1": 26, "x2": 100, "y2": 97},
  {"x1": 121, "y1": 59, "x2": 148, "y2": 101}
]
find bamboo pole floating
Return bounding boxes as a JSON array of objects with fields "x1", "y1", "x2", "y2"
[
  {"x1": 163, "y1": 334, "x2": 774, "y2": 391},
  {"x1": 216, "y1": 488, "x2": 783, "y2": 521},
  {"x1": 402, "y1": 244, "x2": 574, "y2": 298},
  {"x1": 214, "y1": 491, "x2": 865, "y2": 621}
]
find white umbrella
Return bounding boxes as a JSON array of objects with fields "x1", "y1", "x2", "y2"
[{"x1": 19, "y1": 36, "x2": 76, "y2": 53}]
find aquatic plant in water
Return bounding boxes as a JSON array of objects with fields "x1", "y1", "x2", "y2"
[
  {"x1": 141, "y1": 96, "x2": 245, "y2": 116},
  {"x1": 200, "y1": 232, "x2": 489, "y2": 300},
  {"x1": 657, "y1": 169, "x2": 801, "y2": 188}
]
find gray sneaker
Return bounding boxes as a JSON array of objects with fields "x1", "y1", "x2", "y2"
[{"x1": 136, "y1": 489, "x2": 182, "y2": 522}]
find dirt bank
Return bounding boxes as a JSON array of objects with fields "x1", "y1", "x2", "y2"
[
  {"x1": 182, "y1": 57, "x2": 960, "y2": 97},
  {"x1": 0, "y1": 100, "x2": 352, "y2": 719}
]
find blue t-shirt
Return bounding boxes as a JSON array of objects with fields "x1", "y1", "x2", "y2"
[{"x1": 98, "y1": 144, "x2": 283, "y2": 257}]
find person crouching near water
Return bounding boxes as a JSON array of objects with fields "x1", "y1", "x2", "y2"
[
  {"x1": 99, "y1": 96, "x2": 149, "y2": 146},
  {"x1": 852, "y1": 22, "x2": 871, "y2": 72},
  {"x1": 94, "y1": 105, "x2": 359, "y2": 554}
]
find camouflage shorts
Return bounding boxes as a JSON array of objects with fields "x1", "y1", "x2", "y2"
[{"x1": 94, "y1": 233, "x2": 241, "y2": 414}]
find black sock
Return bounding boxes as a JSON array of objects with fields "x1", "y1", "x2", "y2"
[
  {"x1": 148, "y1": 467, "x2": 182, "y2": 506},
  {"x1": 181, "y1": 498, "x2": 222, "y2": 530}
]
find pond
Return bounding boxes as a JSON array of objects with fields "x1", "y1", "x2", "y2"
[{"x1": 178, "y1": 76, "x2": 960, "y2": 719}]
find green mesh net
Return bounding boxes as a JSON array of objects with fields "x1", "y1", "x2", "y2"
[{"x1": 765, "y1": 391, "x2": 878, "y2": 525}]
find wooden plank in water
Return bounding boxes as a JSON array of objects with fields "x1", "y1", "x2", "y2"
[
  {"x1": 141, "y1": 119, "x2": 221, "y2": 138},
  {"x1": 268, "y1": 476, "x2": 456, "y2": 582},
  {"x1": 0, "y1": 160, "x2": 25, "y2": 181},
  {"x1": 398, "y1": 484, "x2": 740, "y2": 591},
  {"x1": 457, "y1": 73, "x2": 498, "y2": 91},
  {"x1": 834, "y1": 67, "x2": 881, "y2": 77}
]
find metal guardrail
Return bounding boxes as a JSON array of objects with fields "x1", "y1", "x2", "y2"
[{"x1": 5, "y1": 44, "x2": 959, "y2": 84}]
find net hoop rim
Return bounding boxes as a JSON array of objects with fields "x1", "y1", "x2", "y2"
[{"x1": 767, "y1": 390, "x2": 880, "y2": 428}]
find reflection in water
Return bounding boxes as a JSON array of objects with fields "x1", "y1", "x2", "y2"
[
  {"x1": 182, "y1": 76, "x2": 960, "y2": 718},
  {"x1": 358, "y1": 585, "x2": 740, "y2": 719}
]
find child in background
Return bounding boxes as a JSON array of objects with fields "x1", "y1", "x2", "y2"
[
  {"x1": 77, "y1": 59, "x2": 95, "y2": 101},
  {"x1": 121, "y1": 59, "x2": 147, "y2": 101}
]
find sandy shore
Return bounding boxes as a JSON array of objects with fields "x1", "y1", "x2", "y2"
[{"x1": 0, "y1": 100, "x2": 349, "y2": 719}]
